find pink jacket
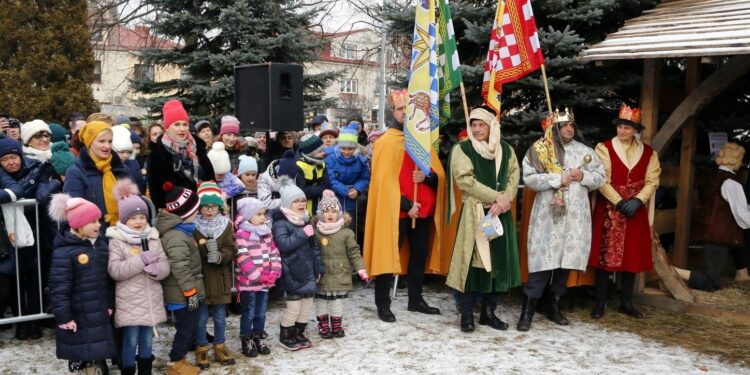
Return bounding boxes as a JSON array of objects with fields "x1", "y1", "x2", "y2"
[
  {"x1": 107, "y1": 226, "x2": 170, "y2": 328},
  {"x1": 234, "y1": 229, "x2": 281, "y2": 292}
]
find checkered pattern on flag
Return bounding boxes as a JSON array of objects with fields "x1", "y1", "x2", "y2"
[
  {"x1": 405, "y1": 0, "x2": 439, "y2": 176},
  {"x1": 437, "y1": 0, "x2": 462, "y2": 128},
  {"x1": 482, "y1": 0, "x2": 545, "y2": 114}
]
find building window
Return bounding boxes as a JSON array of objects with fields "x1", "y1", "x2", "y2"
[
  {"x1": 340, "y1": 79, "x2": 358, "y2": 94},
  {"x1": 92, "y1": 60, "x2": 102, "y2": 83},
  {"x1": 134, "y1": 64, "x2": 154, "y2": 81},
  {"x1": 340, "y1": 43, "x2": 357, "y2": 60}
]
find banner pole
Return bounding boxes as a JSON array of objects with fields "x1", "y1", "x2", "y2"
[{"x1": 540, "y1": 64, "x2": 553, "y2": 113}]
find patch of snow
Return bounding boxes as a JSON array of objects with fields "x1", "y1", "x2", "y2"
[{"x1": 0, "y1": 288, "x2": 746, "y2": 374}]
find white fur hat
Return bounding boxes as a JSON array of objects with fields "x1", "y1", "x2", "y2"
[
  {"x1": 111, "y1": 125, "x2": 133, "y2": 152},
  {"x1": 21, "y1": 119, "x2": 51, "y2": 146},
  {"x1": 207, "y1": 141, "x2": 231, "y2": 175}
]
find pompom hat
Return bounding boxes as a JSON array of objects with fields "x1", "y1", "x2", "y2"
[
  {"x1": 219, "y1": 115, "x2": 240, "y2": 136},
  {"x1": 49, "y1": 193, "x2": 102, "y2": 230},
  {"x1": 112, "y1": 125, "x2": 133, "y2": 152},
  {"x1": 197, "y1": 181, "x2": 225, "y2": 208},
  {"x1": 207, "y1": 141, "x2": 231, "y2": 175},
  {"x1": 114, "y1": 179, "x2": 147, "y2": 223},
  {"x1": 316, "y1": 189, "x2": 342, "y2": 219},
  {"x1": 278, "y1": 176, "x2": 306, "y2": 209},
  {"x1": 163, "y1": 182, "x2": 200, "y2": 219}
]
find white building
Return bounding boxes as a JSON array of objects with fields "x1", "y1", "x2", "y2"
[{"x1": 305, "y1": 28, "x2": 407, "y2": 130}]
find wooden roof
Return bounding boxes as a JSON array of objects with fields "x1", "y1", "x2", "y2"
[{"x1": 579, "y1": 0, "x2": 750, "y2": 61}]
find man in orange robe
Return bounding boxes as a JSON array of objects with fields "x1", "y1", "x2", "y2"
[{"x1": 363, "y1": 90, "x2": 446, "y2": 322}]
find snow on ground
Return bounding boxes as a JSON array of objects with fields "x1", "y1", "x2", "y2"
[{"x1": 0, "y1": 287, "x2": 747, "y2": 374}]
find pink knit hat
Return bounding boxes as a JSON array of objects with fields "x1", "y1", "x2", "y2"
[
  {"x1": 49, "y1": 194, "x2": 102, "y2": 230},
  {"x1": 162, "y1": 99, "x2": 189, "y2": 129},
  {"x1": 219, "y1": 115, "x2": 240, "y2": 136}
]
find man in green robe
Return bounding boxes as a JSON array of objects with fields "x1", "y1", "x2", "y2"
[{"x1": 446, "y1": 106, "x2": 520, "y2": 333}]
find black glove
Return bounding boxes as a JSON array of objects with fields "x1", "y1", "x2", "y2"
[
  {"x1": 620, "y1": 198, "x2": 643, "y2": 218},
  {"x1": 187, "y1": 295, "x2": 199, "y2": 311},
  {"x1": 615, "y1": 199, "x2": 627, "y2": 213}
]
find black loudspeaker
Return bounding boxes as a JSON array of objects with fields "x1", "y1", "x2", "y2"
[{"x1": 234, "y1": 63, "x2": 303, "y2": 132}]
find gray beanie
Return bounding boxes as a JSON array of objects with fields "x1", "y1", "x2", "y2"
[{"x1": 278, "y1": 176, "x2": 306, "y2": 209}]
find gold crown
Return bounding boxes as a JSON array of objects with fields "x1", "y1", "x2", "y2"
[
  {"x1": 617, "y1": 104, "x2": 642, "y2": 124},
  {"x1": 552, "y1": 108, "x2": 575, "y2": 124},
  {"x1": 389, "y1": 89, "x2": 408, "y2": 107}
]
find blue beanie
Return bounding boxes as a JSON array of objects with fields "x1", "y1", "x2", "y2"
[
  {"x1": 310, "y1": 115, "x2": 328, "y2": 126},
  {"x1": 276, "y1": 150, "x2": 299, "y2": 178},
  {"x1": 0, "y1": 136, "x2": 22, "y2": 159},
  {"x1": 238, "y1": 155, "x2": 258, "y2": 175},
  {"x1": 130, "y1": 131, "x2": 141, "y2": 145}
]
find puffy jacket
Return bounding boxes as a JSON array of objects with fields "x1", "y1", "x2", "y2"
[
  {"x1": 324, "y1": 146, "x2": 371, "y2": 211},
  {"x1": 193, "y1": 222, "x2": 237, "y2": 305},
  {"x1": 107, "y1": 226, "x2": 170, "y2": 328},
  {"x1": 50, "y1": 230, "x2": 116, "y2": 362},
  {"x1": 235, "y1": 229, "x2": 282, "y2": 292},
  {"x1": 147, "y1": 135, "x2": 214, "y2": 210},
  {"x1": 63, "y1": 148, "x2": 130, "y2": 226},
  {"x1": 295, "y1": 155, "x2": 330, "y2": 215},
  {"x1": 156, "y1": 211, "x2": 205, "y2": 304},
  {"x1": 257, "y1": 160, "x2": 282, "y2": 210},
  {"x1": 270, "y1": 209, "x2": 324, "y2": 297},
  {"x1": 315, "y1": 224, "x2": 364, "y2": 292}
]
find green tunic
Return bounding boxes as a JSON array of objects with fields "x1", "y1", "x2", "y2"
[{"x1": 447, "y1": 140, "x2": 521, "y2": 293}]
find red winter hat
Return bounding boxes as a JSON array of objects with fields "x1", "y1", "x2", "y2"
[{"x1": 162, "y1": 99, "x2": 189, "y2": 129}]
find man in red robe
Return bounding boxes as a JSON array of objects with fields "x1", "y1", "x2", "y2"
[{"x1": 589, "y1": 104, "x2": 661, "y2": 319}]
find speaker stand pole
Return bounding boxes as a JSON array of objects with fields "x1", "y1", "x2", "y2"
[{"x1": 378, "y1": 6, "x2": 388, "y2": 131}]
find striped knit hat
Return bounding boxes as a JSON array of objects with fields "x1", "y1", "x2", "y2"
[
  {"x1": 197, "y1": 181, "x2": 224, "y2": 207},
  {"x1": 337, "y1": 125, "x2": 358, "y2": 148},
  {"x1": 163, "y1": 182, "x2": 200, "y2": 219}
]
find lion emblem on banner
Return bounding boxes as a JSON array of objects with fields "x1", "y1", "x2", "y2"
[{"x1": 408, "y1": 91, "x2": 431, "y2": 132}]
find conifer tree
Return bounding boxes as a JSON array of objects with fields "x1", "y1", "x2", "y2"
[
  {"x1": 131, "y1": 0, "x2": 338, "y2": 120},
  {"x1": 0, "y1": 1, "x2": 98, "y2": 122}
]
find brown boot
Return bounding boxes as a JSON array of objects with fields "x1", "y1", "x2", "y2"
[
  {"x1": 167, "y1": 358, "x2": 200, "y2": 375},
  {"x1": 214, "y1": 343, "x2": 236, "y2": 366},
  {"x1": 195, "y1": 344, "x2": 210, "y2": 370}
]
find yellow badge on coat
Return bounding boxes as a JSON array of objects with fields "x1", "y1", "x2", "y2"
[
  {"x1": 77, "y1": 254, "x2": 89, "y2": 265},
  {"x1": 320, "y1": 237, "x2": 329, "y2": 247},
  {"x1": 130, "y1": 247, "x2": 141, "y2": 256}
]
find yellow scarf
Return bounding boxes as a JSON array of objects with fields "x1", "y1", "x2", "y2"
[{"x1": 92, "y1": 153, "x2": 118, "y2": 226}]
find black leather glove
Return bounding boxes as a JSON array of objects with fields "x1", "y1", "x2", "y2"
[
  {"x1": 615, "y1": 199, "x2": 627, "y2": 213},
  {"x1": 187, "y1": 295, "x2": 199, "y2": 311},
  {"x1": 620, "y1": 198, "x2": 643, "y2": 218}
]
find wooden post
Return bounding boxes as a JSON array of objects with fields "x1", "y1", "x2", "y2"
[
  {"x1": 672, "y1": 57, "x2": 700, "y2": 268},
  {"x1": 540, "y1": 64, "x2": 553, "y2": 114},
  {"x1": 635, "y1": 58, "x2": 661, "y2": 292},
  {"x1": 640, "y1": 59, "x2": 661, "y2": 145}
]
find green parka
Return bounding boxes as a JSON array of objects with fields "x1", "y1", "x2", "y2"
[
  {"x1": 315, "y1": 226, "x2": 365, "y2": 292},
  {"x1": 156, "y1": 212, "x2": 205, "y2": 304}
]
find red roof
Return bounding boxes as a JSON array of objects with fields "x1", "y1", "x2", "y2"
[{"x1": 93, "y1": 25, "x2": 180, "y2": 52}]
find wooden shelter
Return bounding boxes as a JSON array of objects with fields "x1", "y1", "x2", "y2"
[{"x1": 579, "y1": 0, "x2": 750, "y2": 324}]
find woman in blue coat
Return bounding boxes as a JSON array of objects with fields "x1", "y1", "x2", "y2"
[{"x1": 64, "y1": 121, "x2": 130, "y2": 229}]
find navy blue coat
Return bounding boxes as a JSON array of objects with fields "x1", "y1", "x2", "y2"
[
  {"x1": 50, "y1": 230, "x2": 115, "y2": 361},
  {"x1": 123, "y1": 158, "x2": 146, "y2": 194},
  {"x1": 271, "y1": 209, "x2": 324, "y2": 297},
  {"x1": 63, "y1": 148, "x2": 130, "y2": 226}
]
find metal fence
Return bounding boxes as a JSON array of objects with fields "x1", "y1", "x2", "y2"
[{"x1": 0, "y1": 199, "x2": 53, "y2": 325}]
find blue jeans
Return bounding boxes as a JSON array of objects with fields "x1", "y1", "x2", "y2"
[
  {"x1": 239, "y1": 291, "x2": 269, "y2": 336},
  {"x1": 121, "y1": 326, "x2": 153, "y2": 368},
  {"x1": 196, "y1": 303, "x2": 226, "y2": 345}
]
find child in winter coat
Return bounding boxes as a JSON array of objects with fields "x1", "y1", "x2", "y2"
[
  {"x1": 234, "y1": 197, "x2": 281, "y2": 357},
  {"x1": 230, "y1": 155, "x2": 259, "y2": 218},
  {"x1": 271, "y1": 177, "x2": 324, "y2": 351},
  {"x1": 193, "y1": 181, "x2": 238, "y2": 369},
  {"x1": 324, "y1": 126, "x2": 370, "y2": 226},
  {"x1": 48, "y1": 194, "x2": 116, "y2": 374},
  {"x1": 107, "y1": 180, "x2": 170, "y2": 375},
  {"x1": 207, "y1": 142, "x2": 245, "y2": 198},
  {"x1": 314, "y1": 190, "x2": 369, "y2": 338},
  {"x1": 156, "y1": 182, "x2": 203, "y2": 375}
]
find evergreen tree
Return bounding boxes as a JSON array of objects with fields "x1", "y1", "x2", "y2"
[
  {"x1": 131, "y1": 0, "x2": 338, "y2": 120},
  {"x1": 375, "y1": 0, "x2": 659, "y2": 151},
  {"x1": 0, "y1": 0, "x2": 98, "y2": 123}
]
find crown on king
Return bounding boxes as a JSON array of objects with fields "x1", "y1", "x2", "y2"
[
  {"x1": 552, "y1": 108, "x2": 575, "y2": 124},
  {"x1": 618, "y1": 104, "x2": 642, "y2": 124}
]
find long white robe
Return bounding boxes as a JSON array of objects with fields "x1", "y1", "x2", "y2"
[{"x1": 522, "y1": 140, "x2": 605, "y2": 273}]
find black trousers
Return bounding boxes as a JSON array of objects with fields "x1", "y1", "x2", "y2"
[
  {"x1": 523, "y1": 268, "x2": 570, "y2": 300},
  {"x1": 594, "y1": 269, "x2": 636, "y2": 303},
  {"x1": 374, "y1": 217, "x2": 430, "y2": 308},
  {"x1": 169, "y1": 307, "x2": 198, "y2": 362},
  {"x1": 454, "y1": 291, "x2": 497, "y2": 315},
  {"x1": 687, "y1": 243, "x2": 746, "y2": 291}
]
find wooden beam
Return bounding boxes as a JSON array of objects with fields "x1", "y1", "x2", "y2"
[
  {"x1": 650, "y1": 228, "x2": 695, "y2": 302},
  {"x1": 651, "y1": 55, "x2": 750, "y2": 153},
  {"x1": 672, "y1": 57, "x2": 700, "y2": 268},
  {"x1": 640, "y1": 59, "x2": 661, "y2": 145}
]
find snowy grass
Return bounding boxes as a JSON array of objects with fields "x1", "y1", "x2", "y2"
[{"x1": 0, "y1": 287, "x2": 747, "y2": 374}]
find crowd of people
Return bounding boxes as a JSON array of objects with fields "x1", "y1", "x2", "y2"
[{"x1": 1, "y1": 90, "x2": 748, "y2": 375}]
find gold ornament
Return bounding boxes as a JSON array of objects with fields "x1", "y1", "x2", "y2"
[
  {"x1": 199, "y1": 239, "x2": 207, "y2": 245},
  {"x1": 77, "y1": 254, "x2": 89, "y2": 265},
  {"x1": 130, "y1": 247, "x2": 141, "y2": 256},
  {"x1": 320, "y1": 237, "x2": 329, "y2": 247}
]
